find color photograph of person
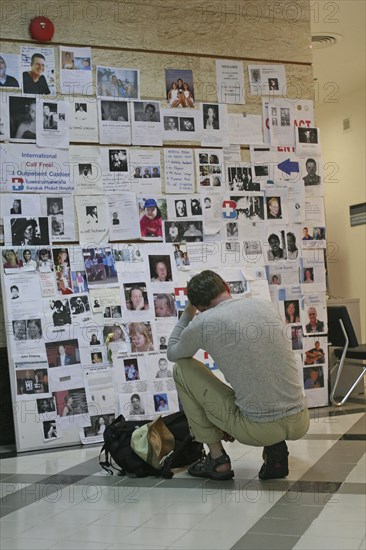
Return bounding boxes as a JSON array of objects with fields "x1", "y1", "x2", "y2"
[
  {"x1": 124, "y1": 284, "x2": 149, "y2": 311},
  {"x1": 149, "y1": 255, "x2": 173, "y2": 282},
  {"x1": 165, "y1": 69, "x2": 195, "y2": 108},
  {"x1": 128, "y1": 322, "x2": 154, "y2": 352},
  {"x1": 154, "y1": 293, "x2": 177, "y2": 318},
  {"x1": 97, "y1": 66, "x2": 139, "y2": 99}
]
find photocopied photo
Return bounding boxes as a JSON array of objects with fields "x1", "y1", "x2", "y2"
[{"x1": 20, "y1": 45, "x2": 56, "y2": 96}]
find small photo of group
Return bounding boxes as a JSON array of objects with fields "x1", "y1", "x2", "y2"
[
  {"x1": 16, "y1": 368, "x2": 49, "y2": 396},
  {"x1": 165, "y1": 69, "x2": 195, "y2": 108},
  {"x1": 13, "y1": 319, "x2": 43, "y2": 341}
]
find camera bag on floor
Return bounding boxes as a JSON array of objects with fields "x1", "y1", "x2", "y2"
[{"x1": 99, "y1": 411, "x2": 204, "y2": 478}]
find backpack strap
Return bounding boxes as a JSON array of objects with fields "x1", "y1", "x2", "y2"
[
  {"x1": 99, "y1": 444, "x2": 114, "y2": 475},
  {"x1": 160, "y1": 433, "x2": 201, "y2": 479}
]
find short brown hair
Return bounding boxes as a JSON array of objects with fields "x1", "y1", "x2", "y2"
[{"x1": 187, "y1": 270, "x2": 227, "y2": 307}]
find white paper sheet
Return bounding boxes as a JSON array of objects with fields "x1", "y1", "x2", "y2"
[
  {"x1": 108, "y1": 193, "x2": 141, "y2": 241},
  {"x1": 69, "y1": 145, "x2": 103, "y2": 194},
  {"x1": 164, "y1": 149, "x2": 195, "y2": 194},
  {"x1": 227, "y1": 113, "x2": 263, "y2": 145},
  {"x1": 201, "y1": 103, "x2": 229, "y2": 147},
  {"x1": 296, "y1": 127, "x2": 321, "y2": 157},
  {"x1": 216, "y1": 60, "x2": 245, "y2": 104},
  {"x1": 68, "y1": 97, "x2": 98, "y2": 142},
  {"x1": 162, "y1": 108, "x2": 202, "y2": 142},
  {"x1": 101, "y1": 147, "x2": 131, "y2": 193},
  {"x1": 41, "y1": 195, "x2": 77, "y2": 242},
  {"x1": 248, "y1": 64, "x2": 286, "y2": 96},
  {"x1": 60, "y1": 47, "x2": 93, "y2": 95},
  {"x1": 75, "y1": 196, "x2": 109, "y2": 245},
  {"x1": 131, "y1": 101, "x2": 163, "y2": 146},
  {"x1": 36, "y1": 99, "x2": 70, "y2": 148},
  {"x1": 268, "y1": 100, "x2": 295, "y2": 146},
  {"x1": 195, "y1": 148, "x2": 225, "y2": 190},
  {"x1": 98, "y1": 99, "x2": 131, "y2": 144},
  {"x1": 128, "y1": 149, "x2": 162, "y2": 194}
]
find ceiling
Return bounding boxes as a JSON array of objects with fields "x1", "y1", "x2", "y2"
[{"x1": 310, "y1": 0, "x2": 365, "y2": 98}]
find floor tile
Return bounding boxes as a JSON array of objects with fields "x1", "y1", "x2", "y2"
[
  {"x1": 0, "y1": 537, "x2": 51, "y2": 549},
  {"x1": 294, "y1": 534, "x2": 364, "y2": 549}
]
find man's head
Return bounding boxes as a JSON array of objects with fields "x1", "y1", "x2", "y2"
[
  {"x1": 130, "y1": 393, "x2": 140, "y2": 408},
  {"x1": 305, "y1": 158, "x2": 317, "y2": 176},
  {"x1": 10, "y1": 285, "x2": 19, "y2": 298},
  {"x1": 30, "y1": 53, "x2": 46, "y2": 78},
  {"x1": 187, "y1": 270, "x2": 229, "y2": 310},
  {"x1": 144, "y1": 103, "x2": 156, "y2": 119},
  {"x1": 286, "y1": 232, "x2": 297, "y2": 251},
  {"x1": 308, "y1": 307, "x2": 317, "y2": 322},
  {"x1": 0, "y1": 56, "x2": 7, "y2": 77},
  {"x1": 175, "y1": 200, "x2": 186, "y2": 216},
  {"x1": 268, "y1": 233, "x2": 280, "y2": 251}
]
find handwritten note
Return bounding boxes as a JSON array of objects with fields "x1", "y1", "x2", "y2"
[{"x1": 164, "y1": 149, "x2": 195, "y2": 194}]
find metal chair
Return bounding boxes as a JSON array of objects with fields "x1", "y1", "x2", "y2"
[{"x1": 327, "y1": 306, "x2": 366, "y2": 406}]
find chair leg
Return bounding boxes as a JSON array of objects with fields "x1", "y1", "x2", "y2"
[{"x1": 331, "y1": 366, "x2": 366, "y2": 407}]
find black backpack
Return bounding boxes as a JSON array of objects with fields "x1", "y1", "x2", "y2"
[{"x1": 99, "y1": 411, "x2": 204, "y2": 478}]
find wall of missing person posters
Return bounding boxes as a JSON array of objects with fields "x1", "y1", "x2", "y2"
[{"x1": 0, "y1": 9, "x2": 328, "y2": 451}]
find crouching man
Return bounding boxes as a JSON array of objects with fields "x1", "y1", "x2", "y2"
[{"x1": 167, "y1": 270, "x2": 309, "y2": 481}]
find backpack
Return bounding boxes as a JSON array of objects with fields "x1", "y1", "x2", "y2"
[{"x1": 99, "y1": 411, "x2": 204, "y2": 478}]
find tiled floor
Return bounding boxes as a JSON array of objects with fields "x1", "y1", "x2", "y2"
[{"x1": 0, "y1": 399, "x2": 365, "y2": 550}]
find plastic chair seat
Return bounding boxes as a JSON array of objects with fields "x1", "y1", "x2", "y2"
[{"x1": 334, "y1": 343, "x2": 366, "y2": 361}]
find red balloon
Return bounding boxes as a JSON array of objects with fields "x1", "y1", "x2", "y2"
[{"x1": 29, "y1": 16, "x2": 55, "y2": 42}]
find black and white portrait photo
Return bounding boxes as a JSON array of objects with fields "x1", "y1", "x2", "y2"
[
  {"x1": 10, "y1": 217, "x2": 50, "y2": 246},
  {"x1": 79, "y1": 164, "x2": 92, "y2": 177},
  {"x1": 43, "y1": 103, "x2": 58, "y2": 130},
  {"x1": 9, "y1": 96, "x2": 37, "y2": 141},
  {"x1": 101, "y1": 100, "x2": 128, "y2": 122},
  {"x1": 109, "y1": 149, "x2": 128, "y2": 172},
  {"x1": 298, "y1": 127, "x2": 318, "y2": 144},
  {"x1": 175, "y1": 199, "x2": 187, "y2": 218},
  {"x1": 203, "y1": 104, "x2": 219, "y2": 130},
  {"x1": 179, "y1": 117, "x2": 195, "y2": 132}
]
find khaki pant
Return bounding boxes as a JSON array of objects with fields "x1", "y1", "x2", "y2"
[{"x1": 173, "y1": 358, "x2": 310, "y2": 445}]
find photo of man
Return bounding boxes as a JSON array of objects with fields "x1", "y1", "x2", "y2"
[
  {"x1": 303, "y1": 158, "x2": 321, "y2": 186},
  {"x1": 0, "y1": 54, "x2": 19, "y2": 87},
  {"x1": 22, "y1": 53, "x2": 51, "y2": 95}
]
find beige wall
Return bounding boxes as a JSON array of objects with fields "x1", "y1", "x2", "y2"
[{"x1": 316, "y1": 85, "x2": 366, "y2": 341}]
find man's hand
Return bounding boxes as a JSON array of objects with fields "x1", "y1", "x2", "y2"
[{"x1": 184, "y1": 301, "x2": 197, "y2": 318}]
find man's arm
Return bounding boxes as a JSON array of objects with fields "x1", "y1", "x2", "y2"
[{"x1": 167, "y1": 303, "x2": 202, "y2": 362}]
